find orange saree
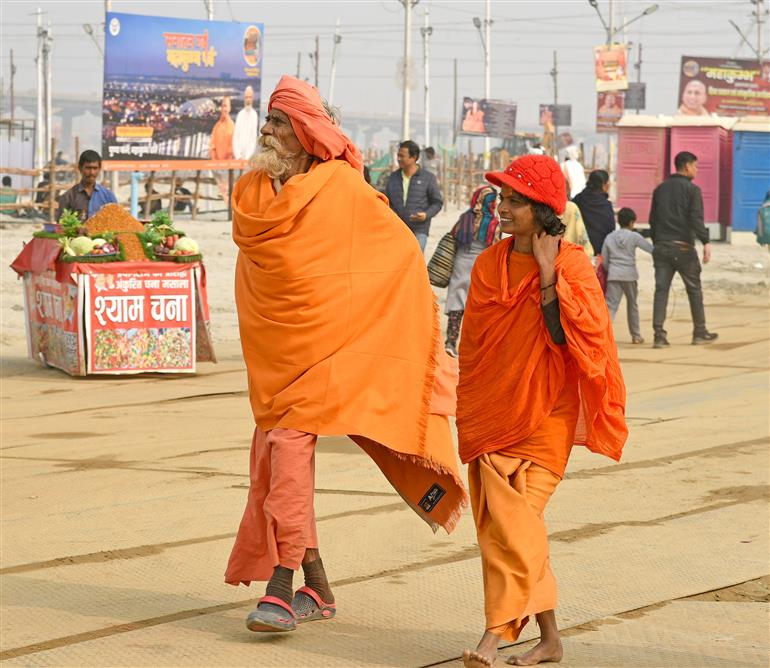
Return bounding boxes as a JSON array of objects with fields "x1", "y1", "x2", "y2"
[{"x1": 457, "y1": 237, "x2": 627, "y2": 640}]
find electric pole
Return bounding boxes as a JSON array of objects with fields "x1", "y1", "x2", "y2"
[
  {"x1": 9, "y1": 49, "x2": 15, "y2": 124},
  {"x1": 296, "y1": 51, "x2": 302, "y2": 79},
  {"x1": 308, "y1": 35, "x2": 319, "y2": 89},
  {"x1": 204, "y1": 0, "x2": 214, "y2": 21},
  {"x1": 420, "y1": 8, "x2": 432, "y2": 147},
  {"x1": 400, "y1": 0, "x2": 418, "y2": 140},
  {"x1": 105, "y1": 0, "x2": 112, "y2": 11},
  {"x1": 329, "y1": 19, "x2": 341, "y2": 105},
  {"x1": 635, "y1": 42, "x2": 643, "y2": 114},
  {"x1": 550, "y1": 50, "x2": 559, "y2": 146},
  {"x1": 44, "y1": 20, "x2": 52, "y2": 165},
  {"x1": 35, "y1": 8, "x2": 44, "y2": 171},
  {"x1": 608, "y1": 0, "x2": 615, "y2": 44},
  {"x1": 453, "y1": 58, "x2": 458, "y2": 146}
]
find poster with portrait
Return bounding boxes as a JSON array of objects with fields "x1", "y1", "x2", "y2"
[
  {"x1": 677, "y1": 56, "x2": 770, "y2": 117},
  {"x1": 102, "y1": 12, "x2": 263, "y2": 169},
  {"x1": 539, "y1": 104, "x2": 572, "y2": 127},
  {"x1": 594, "y1": 44, "x2": 629, "y2": 92},
  {"x1": 460, "y1": 97, "x2": 518, "y2": 138},
  {"x1": 596, "y1": 91, "x2": 625, "y2": 132}
]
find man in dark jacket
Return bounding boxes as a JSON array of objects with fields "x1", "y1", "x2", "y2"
[
  {"x1": 573, "y1": 169, "x2": 616, "y2": 255},
  {"x1": 384, "y1": 140, "x2": 443, "y2": 252},
  {"x1": 649, "y1": 151, "x2": 717, "y2": 348}
]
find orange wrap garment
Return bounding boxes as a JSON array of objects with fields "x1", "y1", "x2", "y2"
[
  {"x1": 230, "y1": 160, "x2": 467, "y2": 558},
  {"x1": 269, "y1": 75, "x2": 363, "y2": 172},
  {"x1": 457, "y1": 237, "x2": 627, "y2": 464}
]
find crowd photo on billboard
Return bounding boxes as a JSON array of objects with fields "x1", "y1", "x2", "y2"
[
  {"x1": 102, "y1": 13, "x2": 263, "y2": 164},
  {"x1": 677, "y1": 55, "x2": 770, "y2": 117}
]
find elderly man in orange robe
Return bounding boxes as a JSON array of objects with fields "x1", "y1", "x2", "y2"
[
  {"x1": 225, "y1": 75, "x2": 468, "y2": 633},
  {"x1": 456, "y1": 155, "x2": 628, "y2": 667}
]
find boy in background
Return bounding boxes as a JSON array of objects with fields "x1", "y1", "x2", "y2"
[{"x1": 602, "y1": 207, "x2": 653, "y2": 344}]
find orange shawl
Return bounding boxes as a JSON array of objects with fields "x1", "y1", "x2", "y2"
[
  {"x1": 457, "y1": 238, "x2": 627, "y2": 464},
  {"x1": 232, "y1": 160, "x2": 467, "y2": 532}
]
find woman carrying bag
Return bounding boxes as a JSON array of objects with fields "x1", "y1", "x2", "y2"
[{"x1": 442, "y1": 185, "x2": 501, "y2": 357}]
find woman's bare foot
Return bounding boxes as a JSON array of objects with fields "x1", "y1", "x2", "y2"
[
  {"x1": 505, "y1": 638, "x2": 563, "y2": 665},
  {"x1": 463, "y1": 630, "x2": 500, "y2": 667},
  {"x1": 463, "y1": 649, "x2": 495, "y2": 667},
  {"x1": 507, "y1": 609, "x2": 562, "y2": 665}
]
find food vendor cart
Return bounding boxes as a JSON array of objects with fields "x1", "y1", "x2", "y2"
[{"x1": 10, "y1": 205, "x2": 216, "y2": 375}]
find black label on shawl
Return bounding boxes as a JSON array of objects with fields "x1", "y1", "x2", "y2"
[{"x1": 418, "y1": 484, "x2": 446, "y2": 513}]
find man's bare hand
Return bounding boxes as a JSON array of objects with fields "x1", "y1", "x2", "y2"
[
  {"x1": 409, "y1": 212, "x2": 427, "y2": 223},
  {"x1": 703, "y1": 243, "x2": 711, "y2": 265}
]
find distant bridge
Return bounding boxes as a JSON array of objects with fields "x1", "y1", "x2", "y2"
[{"x1": 5, "y1": 92, "x2": 455, "y2": 155}]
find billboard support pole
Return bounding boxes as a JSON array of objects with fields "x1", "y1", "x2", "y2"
[
  {"x1": 551, "y1": 50, "x2": 559, "y2": 148},
  {"x1": 35, "y1": 8, "x2": 44, "y2": 172},
  {"x1": 400, "y1": 0, "x2": 417, "y2": 140},
  {"x1": 329, "y1": 19, "x2": 341, "y2": 105}
]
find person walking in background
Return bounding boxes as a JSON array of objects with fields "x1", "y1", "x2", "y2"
[
  {"x1": 755, "y1": 190, "x2": 770, "y2": 248},
  {"x1": 573, "y1": 169, "x2": 615, "y2": 255},
  {"x1": 384, "y1": 140, "x2": 443, "y2": 252},
  {"x1": 421, "y1": 146, "x2": 441, "y2": 179},
  {"x1": 602, "y1": 207, "x2": 652, "y2": 344},
  {"x1": 560, "y1": 200, "x2": 593, "y2": 256},
  {"x1": 649, "y1": 151, "x2": 718, "y2": 348},
  {"x1": 233, "y1": 86, "x2": 259, "y2": 160},
  {"x1": 444, "y1": 185, "x2": 501, "y2": 358},
  {"x1": 456, "y1": 155, "x2": 627, "y2": 668},
  {"x1": 561, "y1": 145, "x2": 586, "y2": 200}
]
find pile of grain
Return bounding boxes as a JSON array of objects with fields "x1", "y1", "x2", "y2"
[{"x1": 86, "y1": 204, "x2": 144, "y2": 234}]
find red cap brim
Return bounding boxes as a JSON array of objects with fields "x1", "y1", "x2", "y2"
[{"x1": 485, "y1": 170, "x2": 566, "y2": 215}]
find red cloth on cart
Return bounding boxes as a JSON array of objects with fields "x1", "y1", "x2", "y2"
[{"x1": 9, "y1": 238, "x2": 61, "y2": 277}]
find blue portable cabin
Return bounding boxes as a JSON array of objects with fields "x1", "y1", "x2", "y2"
[{"x1": 732, "y1": 116, "x2": 770, "y2": 232}]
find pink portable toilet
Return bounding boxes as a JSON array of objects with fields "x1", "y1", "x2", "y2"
[
  {"x1": 616, "y1": 115, "x2": 673, "y2": 224},
  {"x1": 670, "y1": 117, "x2": 736, "y2": 241}
]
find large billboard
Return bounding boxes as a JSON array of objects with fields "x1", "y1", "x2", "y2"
[
  {"x1": 460, "y1": 97, "x2": 518, "y2": 138},
  {"x1": 102, "y1": 12, "x2": 263, "y2": 169},
  {"x1": 677, "y1": 56, "x2": 770, "y2": 117}
]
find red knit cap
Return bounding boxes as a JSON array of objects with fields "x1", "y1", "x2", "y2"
[{"x1": 485, "y1": 155, "x2": 567, "y2": 215}]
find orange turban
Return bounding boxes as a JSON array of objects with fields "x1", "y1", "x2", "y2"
[{"x1": 268, "y1": 75, "x2": 363, "y2": 172}]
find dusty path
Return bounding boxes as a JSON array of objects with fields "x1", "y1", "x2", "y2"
[{"x1": 1, "y1": 211, "x2": 768, "y2": 666}]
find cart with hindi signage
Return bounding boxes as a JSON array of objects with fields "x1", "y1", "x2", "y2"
[{"x1": 11, "y1": 205, "x2": 216, "y2": 376}]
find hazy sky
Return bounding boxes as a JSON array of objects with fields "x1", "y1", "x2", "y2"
[{"x1": 0, "y1": 0, "x2": 765, "y2": 135}]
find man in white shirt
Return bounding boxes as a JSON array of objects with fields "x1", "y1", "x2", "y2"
[
  {"x1": 232, "y1": 86, "x2": 259, "y2": 160},
  {"x1": 561, "y1": 145, "x2": 586, "y2": 200}
]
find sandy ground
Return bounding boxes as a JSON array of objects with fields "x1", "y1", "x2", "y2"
[{"x1": 1, "y1": 208, "x2": 769, "y2": 667}]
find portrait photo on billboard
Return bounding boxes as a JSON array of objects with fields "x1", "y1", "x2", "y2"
[
  {"x1": 461, "y1": 97, "x2": 488, "y2": 134},
  {"x1": 594, "y1": 44, "x2": 629, "y2": 92},
  {"x1": 677, "y1": 56, "x2": 770, "y2": 117},
  {"x1": 539, "y1": 104, "x2": 572, "y2": 127},
  {"x1": 460, "y1": 97, "x2": 517, "y2": 138},
  {"x1": 596, "y1": 91, "x2": 625, "y2": 132},
  {"x1": 102, "y1": 13, "x2": 264, "y2": 165}
]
